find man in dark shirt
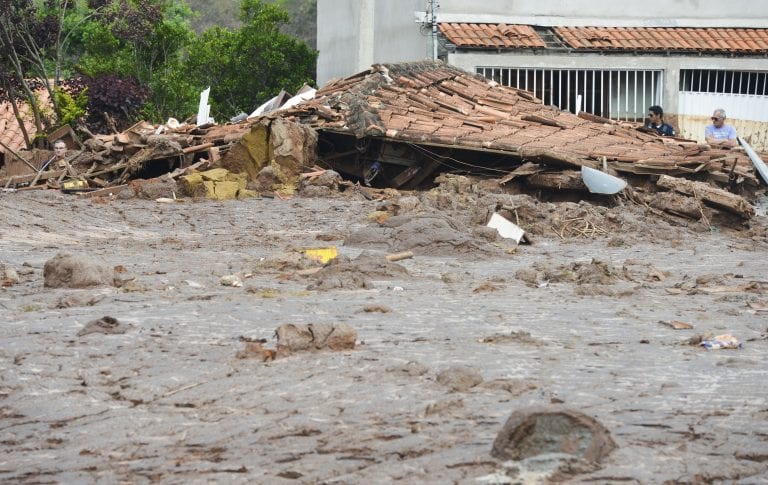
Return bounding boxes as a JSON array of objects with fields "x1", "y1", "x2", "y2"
[{"x1": 645, "y1": 105, "x2": 675, "y2": 137}]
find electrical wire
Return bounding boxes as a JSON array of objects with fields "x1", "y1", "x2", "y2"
[{"x1": 406, "y1": 142, "x2": 514, "y2": 175}]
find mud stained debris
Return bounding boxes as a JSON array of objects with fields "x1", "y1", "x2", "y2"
[{"x1": 0, "y1": 189, "x2": 767, "y2": 484}]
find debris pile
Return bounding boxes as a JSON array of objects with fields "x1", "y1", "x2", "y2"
[
  {"x1": 268, "y1": 60, "x2": 766, "y2": 223},
  {"x1": 2, "y1": 60, "x2": 767, "y2": 227}
]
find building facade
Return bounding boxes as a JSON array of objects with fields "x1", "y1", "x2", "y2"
[{"x1": 317, "y1": 0, "x2": 768, "y2": 148}]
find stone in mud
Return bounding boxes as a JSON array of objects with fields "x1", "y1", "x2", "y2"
[
  {"x1": 128, "y1": 176, "x2": 178, "y2": 200},
  {"x1": 44, "y1": 253, "x2": 114, "y2": 288},
  {"x1": 275, "y1": 323, "x2": 357, "y2": 357},
  {"x1": 236, "y1": 341, "x2": 275, "y2": 361},
  {"x1": 491, "y1": 407, "x2": 616, "y2": 469},
  {"x1": 436, "y1": 366, "x2": 483, "y2": 392},
  {"x1": 1, "y1": 263, "x2": 19, "y2": 287},
  {"x1": 77, "y1": 316, "x2": 131, "y2": 336},
  {"x1": 300, "y1": 169, "x2": 340, "y2": 192}
]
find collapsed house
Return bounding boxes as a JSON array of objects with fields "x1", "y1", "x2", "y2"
[
  {"x1": 269, "y1": 60, "x2": 762, "y2": 220},
  {"x1": 0, "y1": 60, "x2": 765, "y2": 223}
]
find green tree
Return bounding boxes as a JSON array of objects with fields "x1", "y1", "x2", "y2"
[
  {"x1": 184, "y1": 0, "x2": 317, "y2": 120},
  {"x1": 74, "y1": 0, "x2": 197, "y2": 121}
]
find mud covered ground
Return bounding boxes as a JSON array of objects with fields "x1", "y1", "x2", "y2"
[{"x1": 1, "y1": 179, "x2": 768, "y2": 484}]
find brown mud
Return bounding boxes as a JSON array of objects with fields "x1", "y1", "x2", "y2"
[{"x1": 1, "y1": 183, "x2": 768, "y2": 483}]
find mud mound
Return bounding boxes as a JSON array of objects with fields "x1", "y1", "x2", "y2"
[
  {"x1": 491, "y1": 407, "x2": 616, "y2": 475},
  {"x1": 275, "y1": 323, "x2": 357, "y2": 356},
  {"x1": 127, "y1": 176, "x2": 178, "y2": 200},
  {"x1": 43, "y1": 253, "x2": 114, "y2": 288},
  {"x1": 307, "y1": 252, "x2": 409, "y2": 290},
  {"x1": 529, "y1": 259, "x2": 630, "y2": 285},
  {"x1": 255, "y1": 252, "x2": 323, "y2": 273},
  {"x1": 345, "y1": 214, "x2": 497, "y2": 256}
]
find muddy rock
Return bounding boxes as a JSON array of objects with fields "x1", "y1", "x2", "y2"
[
  {"x1": 491, "y1": 407, "x2": 617, "y2": 473},
  {"x1": 251, "y1": 165, "x2": 279, "y2": 192},
  {"x1": 300, "y1": 170, "x2": 341, "y2": 194},
  {"x1": 1, "y1": 263, "x2": 19, "y2": 286},
  {"x1": 128, "y1": 176, "x2": 179, "y2": 200},
  {"x1": 236, "y1": 341, "x2": 275, "y2": 361},
  {"x1": 275, "y1": 323, "x2": 357, "y2": 357},
  {"x1": 386, "y1": 361, "x2": 429, "y2": 377},
  {"x1": 43, "y1": 253, "x2": 114, "y2": 288},
  {"x1": 436, "y1": 366, "x2": 484, "y2": 392},
  {"x1": 346, "y1": 214, "x2": 495, "y2": 256},
  {"x1": 307, "y1": 252, "x2": 408, "y2": 291},
  {"x1": 77, "y1": 316, "x2": 131, "y2": 336}
]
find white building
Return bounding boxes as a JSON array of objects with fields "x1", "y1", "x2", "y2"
[{"x1": 317, "y1": 0, "x2": 768, "y2": 149}]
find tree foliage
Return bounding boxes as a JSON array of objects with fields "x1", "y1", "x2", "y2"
[
  {"x1": 1, "y1": 0, "x2": 318, "y2": 139},
  {"x1": 184, "y1": 0, "x2": 317, "y2": 120}
]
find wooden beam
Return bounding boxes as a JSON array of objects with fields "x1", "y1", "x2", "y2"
[{"x1": 656, "y1": 174, "x2": 754, "y2": 218}]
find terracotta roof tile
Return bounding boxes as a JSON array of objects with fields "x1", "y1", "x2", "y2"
[
  {"x1": 554, "y1": 26, "x2": 768, "y2": 53},
  {"x1": 0, "y1": 88, "x2": 51, "y2": 155},
  {"x1": 440, "y1": 23, "x2": 546, "y2": 49}
]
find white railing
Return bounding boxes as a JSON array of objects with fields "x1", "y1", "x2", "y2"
[{"x1": 477, "y1": 67, "x2": 663, "y2": 121}]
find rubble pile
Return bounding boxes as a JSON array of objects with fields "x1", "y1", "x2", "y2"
[{"x1": 1, "y1": 60, "x2": 766, "y2": 225}]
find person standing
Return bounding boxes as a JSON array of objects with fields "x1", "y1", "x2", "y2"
[
  {"x1": 705, "y1": 108, "x2": 737, "y2": 147},
  {"x1": 645, "y1": 105, "x2": 675, "y2": 136}
]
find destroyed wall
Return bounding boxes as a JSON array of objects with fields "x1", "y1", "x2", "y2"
[{"x1": 220, "y1": 117, "x2": 318, "y2": 193}]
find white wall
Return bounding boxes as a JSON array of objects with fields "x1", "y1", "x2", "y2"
[
  {"x1": 437, "y1": 0, "x2": 768, "y2": 27},
  {"x1": 449, "y1": 52, "x2": 768, "y2": 116},
  {"x1": 317, "y1": 0, "x2": 428, "y2": 86}
]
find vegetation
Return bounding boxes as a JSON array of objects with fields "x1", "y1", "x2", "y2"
[
  {"x1": 186, "y1": 0, "x2": 316, "y2": 49},
  {"x1": 0, "y1": 0, "x2": 317, "y2": 147}
]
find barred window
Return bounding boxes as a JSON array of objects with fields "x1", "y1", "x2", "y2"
[{"x1": 477, "y1": 67, "x2": 663, "y2": 122}]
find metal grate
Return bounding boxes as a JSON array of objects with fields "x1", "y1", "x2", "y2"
[
  {"x1": 680, "y1": 69, "x2": 768, "y2": 96},
  {"x1": 477, "y1": 67, "x2": 664, "y2": 122}
]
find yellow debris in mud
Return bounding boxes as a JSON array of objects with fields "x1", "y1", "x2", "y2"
[
  {"x1": 367, "y1": 210, "x2": 390, "y2": 224},
  {"x1": 302, "y1": 247, "x2": 338, "y2": 264},
  {"x1": 199, "y1": 168, "x2": 233, "y2": 182},
  {"x1": 62, "y1": 180, "x2": 88, "y2": 190},
  {"x1": 180, "y1": 168, "x2": 247, "y2": 200}
]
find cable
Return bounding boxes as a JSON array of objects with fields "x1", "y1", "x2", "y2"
[{"x1": 406, "y1": 142, "x2": 513, "y2": 175}]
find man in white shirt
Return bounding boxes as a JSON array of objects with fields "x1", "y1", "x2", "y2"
[{"x1": 704, "y1": 109, "x2": 737, "y2": 147}]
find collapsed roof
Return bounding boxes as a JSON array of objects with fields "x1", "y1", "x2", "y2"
[{"x1": 272, "y1": 59, "x2": 759, "y2": 190}]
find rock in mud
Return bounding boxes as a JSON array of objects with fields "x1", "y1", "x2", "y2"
[
  {"x1": 436, "y1": 366, "x2": 484, "y2": 392},
  {"x1": 128, "y1": 176, "x2": 178, "y2": 200},
  {"x1": 236, "y1": 341, "x2": 275, "y2": 361},
  {"x1": 491, "y1": 407, "x2": 616, "y2": 473},
  {"x1": 1, "y1": 263, "x2": 19, "y2": 287},
  {"x1": 44, "y1": 253, "x2": 114, "y2": 288},
  {"x1": 307, "y1": 252, "x2": 409, "y2": 291},
  {"x1": 77, "y1": 316, "x2": 131, "y2": 336},
  {"x1": 275, "y1": 323, "x2": 357, "y2": 357}
]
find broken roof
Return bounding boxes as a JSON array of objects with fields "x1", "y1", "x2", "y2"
[
  {"x1": 276, "y1": 60, "x2": 757, "y2": 182},
  {"x1": 439, "y1": 24, "x2": 768, "y2": 54},
  {"x1": 0, "y1": 89, "x2": 51, "y2": 156}
]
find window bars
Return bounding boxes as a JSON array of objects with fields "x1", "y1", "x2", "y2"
[{"x1": 477, "y1": 67, "x2": 664, "y2": 122}]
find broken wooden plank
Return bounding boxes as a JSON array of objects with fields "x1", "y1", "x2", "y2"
[
  {"x1": 77, "y1": 185, "x2": 129, "y2": 198},
  {"x1": 182, "y1": 142, "x2": 214, "y2": 154},
  {"x1": 525, "y1": 170, "x2": 586, "y2": 191},
  {"x1": 2, "y1": 169, "x2": 66, "y2": 188},
  {"x1": 499, "y1": 162, "x2": 546, "y2": 185},
  {"x1": 656, "y1": 174, "x2": 754, "y2": 218}
]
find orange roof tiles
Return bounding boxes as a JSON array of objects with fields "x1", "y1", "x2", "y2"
[
  {"x1": 439, "y1": 23, "x2": 768, "y2": 54},
  {"x1": 275, "y1": 60, "x2": 756, "y2": 178},
  {"x1": 440, "y1": 23, "x2": 546, "y2": 49},
  {"x1": 0, "y1": 88, "x2": 51, "y2": 155},
  {"x1": 555, "y1": 27, "x2": 768, "y2": 53}
]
